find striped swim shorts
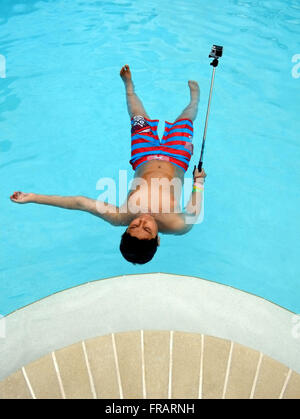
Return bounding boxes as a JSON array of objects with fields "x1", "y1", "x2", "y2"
[{"x1": 130, "y1": 115, "x2": 194, "y2": 172}]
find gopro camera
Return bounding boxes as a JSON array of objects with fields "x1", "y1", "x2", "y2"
[{"x1": 209, "y1": 45, "x2": 223, "y2": 59}]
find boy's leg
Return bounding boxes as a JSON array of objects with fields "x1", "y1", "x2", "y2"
[
  {"x1": 120, "y1": 65, "x2": 150, "y2": 119},
  {"x1": 175, "y1": 80, "x2": 200, "y2": 122}
]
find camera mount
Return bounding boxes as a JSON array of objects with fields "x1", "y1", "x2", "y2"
[{"x1": 209, "y1": 45, "x2": 223, "y2": 67}]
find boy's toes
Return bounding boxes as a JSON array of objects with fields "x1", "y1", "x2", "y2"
[
  {"x1": 188, "y1": 80, "x2": 199, "y2": 89},
  {"x1": 188, "y1": 80, "x2": 200, "y2": 98},
  {"x1": 120, "y1": 64, "x2": 129, "y2": 74},
  {"x1": 120, "y1": 64, "x2": 132, "y2": 80}
]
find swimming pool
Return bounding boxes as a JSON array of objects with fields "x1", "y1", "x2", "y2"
[{"x1": 0, "y1": 0, "x2": 299, "y2": 316}]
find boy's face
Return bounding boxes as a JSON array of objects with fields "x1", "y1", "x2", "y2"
[{"x1": 126, "y1": 214, "x2": 159, "y2": 241}]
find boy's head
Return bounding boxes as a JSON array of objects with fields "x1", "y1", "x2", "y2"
[{"x1": 119, "y1": 214, "x2": 160, "y2": 264}]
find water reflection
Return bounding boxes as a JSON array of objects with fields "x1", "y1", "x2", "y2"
[
  {"x1": 0, "y1": 140, "x2": 12, "y2": 152},
  {"x1": 0, "y1": 154, "x2": 38, "y2": 170}
]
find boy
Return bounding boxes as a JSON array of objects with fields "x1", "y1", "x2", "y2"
[{"x1": 10, "y1": 65, "x2": 206, "y2": 264}]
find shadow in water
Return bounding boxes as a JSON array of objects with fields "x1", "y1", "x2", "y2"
[
  {"x1": 0, "y1": 77, "x2": 20, "y2": 122},
  {"x1": 0, "y1": 0, "x2": 54, "y2": 24}
]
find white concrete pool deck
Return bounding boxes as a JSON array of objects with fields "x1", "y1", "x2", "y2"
[{"x1": 0, "y1": 273, "x2": 299, "y2": 381}]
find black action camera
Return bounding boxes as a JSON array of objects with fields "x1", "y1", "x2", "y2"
[{"x1": 209, "y1": 45, "x2": 223, "y2": 59}]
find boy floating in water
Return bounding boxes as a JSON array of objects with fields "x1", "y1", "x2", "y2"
[{"x1": 10, "y1": 65, "x2": 206, "y2": 264}]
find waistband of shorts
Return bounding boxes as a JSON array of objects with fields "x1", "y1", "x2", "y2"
[{"x1": 131, "y1": 154, "x2": 188, "y2": 171}]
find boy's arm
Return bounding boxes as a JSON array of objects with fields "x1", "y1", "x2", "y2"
[
  {"x1": 176, "y1": 168, "x2": 206, "y2": 235},
  {"x1": 76, "y1": 196, "x2": 129, "y2": 226},
  {"x1": 10, "y1": 191, "x2": 127, "y2": 226}
]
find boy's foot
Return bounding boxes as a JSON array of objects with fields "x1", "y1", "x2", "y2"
[
  {"x1": 188, "y1": 80, "x2": 200, "y2": 103},
  {"x1": 120, "y1": 64, "x2": 132, "y2": 83},
  {"x1": 120, "y1": 64, "x2": 134, "y2": 93}
]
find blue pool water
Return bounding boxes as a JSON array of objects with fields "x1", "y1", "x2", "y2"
[{"x1": 0, "y1": 0, "x2": 299, "y2": 315}]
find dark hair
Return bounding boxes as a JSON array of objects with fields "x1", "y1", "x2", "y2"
[{"x1": 119, "y1": 231, "x2": 159, "y2": 264}]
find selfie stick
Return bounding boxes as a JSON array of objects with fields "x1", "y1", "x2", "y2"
[{"x1": 197, "y1": 45, "x2": 223, "y2": 172}]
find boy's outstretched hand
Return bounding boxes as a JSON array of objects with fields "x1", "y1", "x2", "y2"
[{"x1": 10, "y1": 191, "x2": 34, "y2": 204}]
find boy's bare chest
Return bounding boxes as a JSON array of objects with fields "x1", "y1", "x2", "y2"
[{"x1": 127, "y1": 183, "x2": 180, "y2": 213}]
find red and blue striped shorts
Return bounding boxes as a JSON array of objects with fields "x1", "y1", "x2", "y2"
[{"x1": 130, "y1": 116, "x2": 194, "y2": 172}]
